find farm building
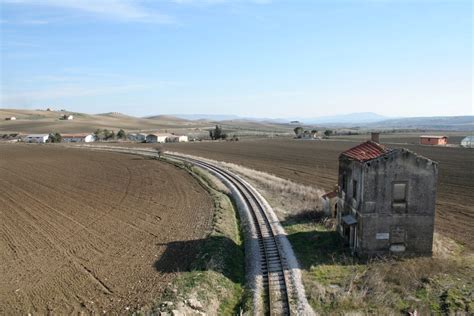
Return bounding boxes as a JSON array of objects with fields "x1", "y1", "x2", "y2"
[
  {"x1": 460, "y1": 136, "x2": 474, "y2": 148},
  {"x1": 127, "y1": 133, "x2": 147, "y2": 142},
  {"x1": 60, "y1": 114, "x2": 74, "y2": 120},
  {"x1": 62, "y1": 134, "x2": 94, "y2": 143},
  {"x1": 24, "y1": 134, "x2": 49, "y2": 143},
  {"x1": 336, "y1": 134, "x2": 438, "y2": 257},
  {"x1": 167, "y1": 135, "x2": 189, "y2": 143},
  {"x1": 419, "y1": 135, "x2": 447, "y2": 145},
  {"x1": 5, "y1": 116, "x2": 16, "y2": 121},
  {"x1": 146, "y1": 133, "x2": 170, "y2": 143}
]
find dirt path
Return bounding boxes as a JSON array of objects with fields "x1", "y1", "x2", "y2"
[{"x1": 0, "y1": 144, "x2": 213, "y2": 314}]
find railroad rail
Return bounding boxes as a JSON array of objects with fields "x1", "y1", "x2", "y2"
[
  {"x1": 166, "y1": 153, "x2": 292, "y2": 316},
  {"x1": 73, "y1": 145, "x2": 295, "y2": 315}
]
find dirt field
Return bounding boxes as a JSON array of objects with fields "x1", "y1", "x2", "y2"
[
  {"x1": 163, "y1": 138, "x2": 474, "y2": 249},
  {"x1": 0, "y1": 144, "x2": 213, "y2": 314}
]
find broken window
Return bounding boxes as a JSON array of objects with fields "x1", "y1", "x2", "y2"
[{"x1": 392, "y1": 182, "x2": 407, "y2": 212}]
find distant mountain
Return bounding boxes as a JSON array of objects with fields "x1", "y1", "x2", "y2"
[
  {"x1": 171, "y1": 112, "x2": 390, "y2": 125},
  {"x1": 297, "y1": 112, "x2": 389, "y2": 124},
  {"x1": 171, "y1": 114, "x2": 242, "y2": 121},
  {"x1": 367, "y1": 116, "x2": 474, "y2": 131}
]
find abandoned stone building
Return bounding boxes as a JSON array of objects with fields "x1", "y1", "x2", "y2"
[{"x1": 335, "y1": 135, "x2": 438, "y2": 257}]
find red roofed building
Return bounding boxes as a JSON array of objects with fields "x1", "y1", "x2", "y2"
[
  {"x1": 419, "y1": 135, "x2": 448, "y2": 146},
  {"x1": 336, "y1": 134, "x2": 438, "y2": 257}
]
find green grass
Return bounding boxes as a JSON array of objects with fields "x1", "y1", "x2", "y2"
[
  {"x1": 153, "y1": 158, "x2": 247, "y2": 315},
  {"x1": 283, "y1": 220, "x2": 474, "y2": 315}
]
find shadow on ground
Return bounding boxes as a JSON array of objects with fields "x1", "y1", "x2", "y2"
[
  {"x1": 281, "y1": 211, "x2": 358, "y2": 268},
  {"x1": 153, "y1": 235, "x2": 244, "y2": 284}
]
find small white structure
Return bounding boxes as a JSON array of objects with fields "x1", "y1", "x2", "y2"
[
  {"x1": 177, "y1": 135, "x2": 188, "y2": 142},
  {"x1": 128, "y1": 133, "x2": 147, "y2": 142},
  {"x1": 167, "y1": 135, "x2": 189, "y2": 143},
  {"x1": 5, "y1": 116, "x2": 16, "y2": 121},
  {"x1": 62, "y1": 133, "x2": 94, "y2": 143},
  {"x1": 60, "y1": 114, "x2": 74, "y2": 120},
  {"x1": 461, "y1": 136, "x2": 474, "y2": 148},
  {"x1": 146, "y1": 133, "x2": 170, "y2": 143},
  {"x1": 24, "y1": 134, "x2": 49, "y2": 143}
]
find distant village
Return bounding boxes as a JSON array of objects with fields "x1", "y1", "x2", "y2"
[{"x1": 2, "y1": 131, "x2": 189, "y2": 144}]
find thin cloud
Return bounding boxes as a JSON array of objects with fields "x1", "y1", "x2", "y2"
[{"x1": 1, "y1": 0, "x2": 174, "y2": 24}]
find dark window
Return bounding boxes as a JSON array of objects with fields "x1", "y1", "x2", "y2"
[
  {"x1": 352, "y1": 180, "x2": 358, "y2": 200},
  {"x1": 392, "y1": 182, "x2": 408, "y2": 213},
  {"x1": 393, "y1": 182, "x2": 407, "y2": 203},
  {"x1": 342, "y1": 174, "x2": 347, "y2": 192}
]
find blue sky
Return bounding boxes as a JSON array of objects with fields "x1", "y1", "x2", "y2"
[{"x1": 0, "y1": 0, "x2": 472, "y2": 118}]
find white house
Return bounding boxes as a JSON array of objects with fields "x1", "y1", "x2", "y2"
[
  {"x1": 60, "y1": 114, "x2": 74, "y2": 120},
  {"x1": 5, "y1": 116, "x2": 16, "y2": 121},
  {"x1": 146, "y1": 133, "x2": 171, "y2": 143},
  {"x1": 62, "y1": 133, "x2": 94, "y2": 143},
  {"x1": 461, "y1": 136, "x2": 474, "y2": 148},
  {"x1": 167, "y1": 135, "x2": 189, "y2": 143},
  {"x1": 177, "y1": 135, "x2": 188, "y2": 142},
  {"x1": 24, "y1": 134, "x2": 49, "y2": 143}
]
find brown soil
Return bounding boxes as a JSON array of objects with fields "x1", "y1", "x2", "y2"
[
  {"x1": 163, "y1": 138, "x2": 474, "y2": 250},
  {"x1": 0, "y1": 144, "x2": 213, "y2": 314}
]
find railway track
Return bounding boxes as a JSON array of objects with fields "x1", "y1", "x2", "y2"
[
  {"x1": 74, "y1": 145, "x2": 294, "y2": 315},
  {"x1": 166, "y1": 153, "x2": 292, "y2": 316}
]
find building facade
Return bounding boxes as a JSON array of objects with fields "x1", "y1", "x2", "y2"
[
  {"x1": 24, "y1": 134, "x2": 49, "y2": 143},
  {"x1": 146, "y1": 133, "x2": 170, "y2": 143},
  {"x1": 420, "y1": 135, "x2": 447, "y2": 145},
  {"x1": 127, "y1": 133, "x2": 147, "y2": 142},
  {"x1": 336, "y1": 140, "x2": 438, "y2": 257},
  {"x1": 62, "y1": 134, "x2": 94, "y2": 143}
]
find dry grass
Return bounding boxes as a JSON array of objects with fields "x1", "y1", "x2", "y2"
[
  {"x1": 286, "y1": 221, "x2": 474, "y2": 315},
  {"x1": 220, "y1": 161, "x2": 325, "y2": 220}
]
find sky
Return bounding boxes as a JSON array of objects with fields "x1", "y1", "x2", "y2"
[{"x1": 0, "y1": 0, "x2": 472, "y2": 118}]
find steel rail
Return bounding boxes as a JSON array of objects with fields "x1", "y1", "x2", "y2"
[{"x1": 166, "y1": 153, "x2": 291, "y2": 316}]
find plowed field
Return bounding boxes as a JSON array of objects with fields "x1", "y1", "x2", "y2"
[
  {"x1": 164, "y1": 138, "x2": 474, "y2": 249},
  {"x1": 0, "y1": 145, "x2": 213, "y2": 314}
]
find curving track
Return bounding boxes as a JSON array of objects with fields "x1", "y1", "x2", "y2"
[{"x1": 166, "y1": 153, "x2": 292, "y2": 316}]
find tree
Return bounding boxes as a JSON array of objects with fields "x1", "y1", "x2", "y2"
[
  {"x1": 294, "y1": 126, "x2": 303, "y2": 137},
  {"x1": 117, "y1": 129, "x2": 126, "y2": 140},
  {"x1": 324, "y1": 129, "x2": 333, "y2": 137},
  {"x1": 155, "y1": 145, "x2": 163, "y2": 158},
  {"x1": 209, "y1": 125, "x2": 224, "y2": 140},
  {"x1": 49, "y1": 132, "x2": 62, "y2": 143},
  {"x1": 94, "y1": 129, "x2": 104, "y2": 141},
  {"x1": 311, "y1": 129, "x2": 318, "y2": 135},
  {"x1": 102, "y1": 129, "x2": 115, "y2": 140}
]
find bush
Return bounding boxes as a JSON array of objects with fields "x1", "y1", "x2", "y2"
[
  {"x1": 48, "y1": 132, "x2": 62, "y2": 143},
  {"x1": 117, "y1": 129, "x2": 126, "y2": 140}
]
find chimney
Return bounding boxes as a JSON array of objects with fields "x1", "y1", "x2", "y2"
[{"x1": 371, "y1": 132, "x2": 380, "y2": 143}]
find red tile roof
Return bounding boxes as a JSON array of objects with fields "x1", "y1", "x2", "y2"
[{"x1": 340, "y1": 141, "x2": 392, "y2": 162}]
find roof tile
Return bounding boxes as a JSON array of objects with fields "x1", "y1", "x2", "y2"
[{"x1": 340, "y1": 141, "x2": 392, "y2": 162}]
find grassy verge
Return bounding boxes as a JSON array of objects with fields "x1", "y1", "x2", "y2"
[
  {"x1": 153, "y1": 158, "x2": 247, "y2": 315},
  {"x1": 284, "y1": 219, "x2": 474, "y2": 315}
]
